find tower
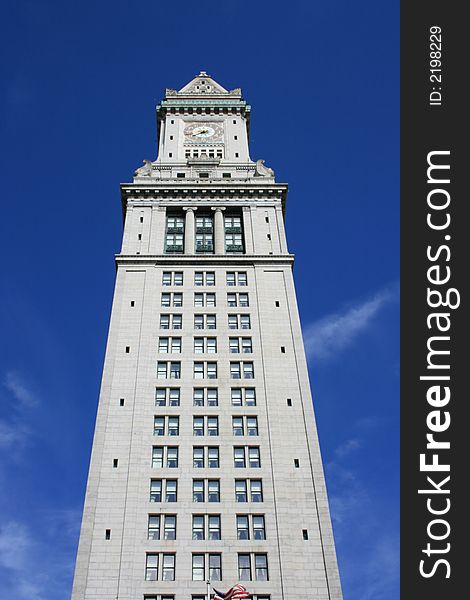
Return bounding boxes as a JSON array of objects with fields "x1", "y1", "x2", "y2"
[{"x1": 72, "y1": 72, "x2": 343, "y2": 600}]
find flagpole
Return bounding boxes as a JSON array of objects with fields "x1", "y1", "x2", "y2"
[{"x1": 206, "y1": 578, "x2": 211, "y2": 600}]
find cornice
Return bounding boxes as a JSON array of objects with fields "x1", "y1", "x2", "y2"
[
  {"x1": 120, "y1": 182, "x2": 288, "y2": 219},
  {"x1": 115, "y1": 254, "x2": 295, "y2": 267}
]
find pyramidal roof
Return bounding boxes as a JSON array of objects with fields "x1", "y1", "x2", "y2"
[{"x1": 165, "y1": 71, "x2": 242, "y2": 99}]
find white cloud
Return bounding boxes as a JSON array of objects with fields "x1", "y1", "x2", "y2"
[
  {"x1": 4, "y1": 372, "x2": 39, "y2": 409},
  {"x1": 0, "y1": 420, "x2": 28, "y2": 448},
  {"x1": 303, "y1": 285, "x2": 397, "y2": 362},
  {"x1": 0, "y1": 513, "x2": 80, "y2": 600}
]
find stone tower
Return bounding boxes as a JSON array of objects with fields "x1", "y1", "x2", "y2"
[{"x1": 71, "y1": 72, "x2": 343, "y2": 600}]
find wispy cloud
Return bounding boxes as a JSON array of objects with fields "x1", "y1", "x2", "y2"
[
  {"x1": 326, "y1": 422, "x2": 399, "y2": 600},
  {"x1": 303, "y1": 284, "x2": 398, "y2": 362},
  {"x1": 4, "y1": 371, "x2": 39, "y2": 409},
  {"x1": 0, "y1": 512, "x2": 80, "y2": 600}
]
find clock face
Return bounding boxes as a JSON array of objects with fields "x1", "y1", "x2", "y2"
[
  {"x1": 184, "y1": 122, "x2": 223, "y2": 141},
  {"x1": 192, "y1": 125, "x2": 215, "y2": 138}
]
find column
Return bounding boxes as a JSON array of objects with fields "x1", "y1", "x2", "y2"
[
  {"x1": 211, "y1": 206, "x2": 226, "y2": 254},
  {"x1": 242, "y1": 206, "x2": 254, "y2": 254},
  {"x1": 183, "y1": 207, "x2": 196, "y2": 255}
]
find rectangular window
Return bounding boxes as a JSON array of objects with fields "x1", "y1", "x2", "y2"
[
  {"x1": 237, "y1": 515, "x2": 249, "y2": 540},
  {"x1": 251, "y1": 479, "x2": 263, "y2": 502},
  {"x1": 228, "y1": 315, "x2": 238, "y2": 330},
  {"x1": 238, "y1": 554, "x2": 251, "y2": 581},
  {"x1": 166, "y1": 479, "x2": 177, "y2": 502},
  {"x1": 208, "y1": 515, "x2": 221, "y2": 540},
  {"x1": 208, "y1": 479, "x2": 220, "y2": 502},
  {"x1": 145, "y1": 554, "x2": 159, "y2": 581},
  {"x1": 148, "y1": 515, "x2": 161, "y2": 540},
  {"x1": 164, "y1": 515, "x2": 176, "y2": 540},
  {"x1": 193, "y1": 479, "x2": 204, "y2": 503},
  {"x1": 192, "y1": 554, "x2": 204, "y2": 581},
  {"x1": 209, "y1": 553, "x2": 222, "y2": 580},
  {"x1": 249, "y1": 447, "x2": 261, "y2": 467},
  {"x1": 255, "y1": 554, "x2": 268, "y2": 580},
  {"x1": 192, "y1": 515, "x2": 205, "y2": 540},
  {"x1": 240, "y1": 315, "x2": 251, "y2": 330},
  {"x1": 253, "y1": 515, "x2": 266, "y2": 540},
  {"x1": 160, "y1": 314, "x2": 170, "y2": 329},
  {"x1": 193, "y1": 388, "x2": 204, "y2": 407},
  {"x1": 235, "y1": 480, "x2": 248, "y2": 502},
  {"x1": 166, "y1": 447, "x2": 178, "y2": 468},
  {"x1": 150, "y1": 479, "x2": 162, "y2": 502},
  {"x1": 172, "y1": 315, "x2": 182, "y2": 329},
  {"x1": 232, "y1": 417, "x2": 244, "y2": 436},
  {"x1": 234, "y1": 447, "x2": 246, "y2": 468},
  {"x1": 162, "y1": 554, "x2": 175, "y2": 581}
]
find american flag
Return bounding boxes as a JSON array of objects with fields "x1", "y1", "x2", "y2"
[{"x1": 213, "y1": 583, "x2": 250, "y2": 599}]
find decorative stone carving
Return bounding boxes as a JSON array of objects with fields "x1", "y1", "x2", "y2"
[
  {"x1": 254, "y1": 159, "x2": 275, "y2": 178},
  {"x1": 134, "y1": 160, "x2": 153, "y2": 177}
]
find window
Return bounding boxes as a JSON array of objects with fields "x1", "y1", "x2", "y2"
[
  {"x1": 157, "y1": 362, "x2": 181, "y2": 379},
  {"x1": 235, "y1": 480, "x2": 248, "y2": 502},
  {"x1": 303, "y1": 529, "x2": 309, "y2": 540},
  {"x1": 249, "y1": 447, "x2": 261, "y2": 467},
  {"x1": 145, "y1": 554, "x2": 159, "y2": 581},
  {"x1": 251, "y1": 479, "x2": 263, "y2": 502},
  {"x1": 164, "y1": 515, "x2": 176, "y2": 540},
  {"x1": 194, "y1": 292, "x2": 216, "y2": 307},
  {"x1": 192, "y1": 554, "x2": 205, "y2": 581},
  {"x1": 195, "y1": 271, "x2": 215, "y2": 286},
  {"x1": 195, "y1": 233, "x2": 214, "y2": 253},
  {"x1": 208, "y1": 479, "x2": 220, "y2": 502},
  {"x1": 159, "y1": 314, "x2": 182, "y2": 330},
  {"x1": 194, "y1": 314, "x2": 216, "y2": 330},
  {"x1": 231, "y1": 414, "x2": 257, "y2": 434},
  {"x1": 227, "y1": 293, "x2": 249, "y2": 307},
  {"x1": 230, "y1": 388, "x2": 256, "y2": 406},
  {"x1": 152, "y1": 446, "x2": 178, "y2": 468},
  {"x1": 226, "y1": 271, "x2": 247, "y2": 286},
  {"x1": 208, "y1": 446, "x2": 219, "y2": 468},
  {"x1": 234, "y1": 447, "x2": 245, "y2": 468},
  {"x1": 193, "y1": 479, "x2": 204, "y2": 503},
  {"x1": 234, "y1": 447, "x2": 260, "y2": 468},
  {"x1": 229, "y1": 338, "x2": 252, "y2": 353},
  {"x1": 240, "y1": 315, "x2": 251, "y2": 329},
  {"x1": 165, "y1": 216, "x2": 184, "y2": 253},
  {"x1": 162, "y1": 271, "x2": 183, "y2": 286},
  {"x1": 161, "y1": 293, "x2": 183, "y2": 307},
  {"x1": 255, "y1": 554, "x2": 269, "y2": 580},
  {"x1": 209, "y1": 515, "x2": 221, "y2": 540},
  {"x1": 232, "y1": 417, "x2": 244, "y2": 436},
  {"x1": 230, "y1": 362, "x2": 254, "y2": 379},
  {"x1": 162, "y1": 554, "x2": 175, "y2": 581},
  {"x1": 253, "y1": 515, "x2": 266, "y2": 540},
  {"x1": 155, "y1": 388, "x2": 180, "y2": 406},
  {"x1": 237, "y1": 515, "x2": 249, "y2": 540},
  {"x1": 193, "y1": 337, "x2": 217, "y2": 354},
  {"x1": 192, "y1": 515, "x2": 205, "y2": 540},
  {"x1": 209, "y1": 553, "x2": 222, "y2": 580},
  {"x1": 191, "y1": 553, "x2": 222, "y2": 581},
  {"x1": 158, "y1": 337, "x2": 181, "y2": 354},
  {"x1": 193, "y1": 446, "x2": 219, "y2": 469},
  {"x1": 238, "y1": 553, "x2": 268, "y2": 581},
  {"x1": 194, "y1": 362, "x2": 217, "y2": 379},
  {"x1": 238, "y1": 554, "x2": 251, "y2": 581},
  {"x1": 193, "y1": 388, "x2": 219, "y2": 407},
  {"x1": 228, "y1": 315, "x2": 238, "y2": 329},
  {"x1": 165, "y1": 479, "x2": 177, "y2": 502},
  {"x1": 154, "y1": 416, "x2": 180, "y2": 437},
  {"x1": 193, "y1": 417, "x2": 219, "y2": 436},
  {"x1": 148, "y1": 515, "x2": 161, "y2": 540}
]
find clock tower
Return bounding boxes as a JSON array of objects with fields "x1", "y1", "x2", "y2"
[{"x1": 71, "y1": 72, "x2": 343, "y2": 600}]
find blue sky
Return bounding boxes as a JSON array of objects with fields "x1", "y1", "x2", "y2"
[{"x1": 0, "y1": 1, "x2": 399, "y2": 599}]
